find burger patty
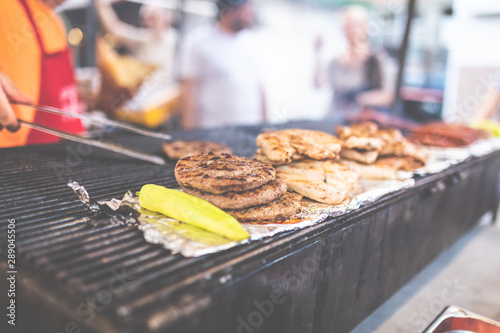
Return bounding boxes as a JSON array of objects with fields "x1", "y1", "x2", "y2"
[
  {"x1": 175, "y1": 153, "x2": 276, "y2": 194},
  {"x1": 181, "y1": 178, "x2": 287, "y2": 209},
  {"x1": 226, "y1": 192, "x2": 302, "y2": 222},
  {"x1": 163, "y1": 140, "x2": 231, "y2": 160}
]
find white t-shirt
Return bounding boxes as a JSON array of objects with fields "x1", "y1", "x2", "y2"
[{"x1": 181, "y1": 25, "x2": 263, "y2": 129}]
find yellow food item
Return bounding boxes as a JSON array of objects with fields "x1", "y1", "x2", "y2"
[
  {"x1": 138, "y1": 184, "x2": 250, "y2": 242},
  {"x1": 469, "y1": 119, "x2": 500, "y2": 137}
]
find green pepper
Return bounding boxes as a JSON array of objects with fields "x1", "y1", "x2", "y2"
[{"x1": 138, "y1": 184, "x2": 250, "y2": 241}]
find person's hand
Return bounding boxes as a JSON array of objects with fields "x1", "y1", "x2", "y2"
[
  {"x1": 39, "y1": 0, "x2": 67, "y2": 9},
  {"x1": 0, "y1": 72, "x2": 33, "y2": 132}
]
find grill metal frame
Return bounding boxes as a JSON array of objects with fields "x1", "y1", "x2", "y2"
[{"x1": 1, "y1": 123, "x2": 499, "y2": 333}]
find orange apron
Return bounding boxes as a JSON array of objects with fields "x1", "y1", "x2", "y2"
[
  {"x1": 0, "y1": 0, "x2": 84, "y2": 147},
  {"x1": 19, "y1": 0, "x2": 84, "y2": 144}
]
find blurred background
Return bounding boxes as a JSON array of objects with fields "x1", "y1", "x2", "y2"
[{"x1": 57, "y1": 0, "x2": 500, "y2": 129}]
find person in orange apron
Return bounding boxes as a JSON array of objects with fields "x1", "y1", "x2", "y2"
[{"x1": 0, "y1": 0, "x2": 85, "y2": 148}]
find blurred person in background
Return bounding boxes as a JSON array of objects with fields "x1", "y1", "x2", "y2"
[
  {"x1": 96, "y1": 0, "x2": 177, "y2": 78},
  {"x1": 180, "y1": 0, "x2": 266, "y2": 130},
  {"x1": 315, "y1": 5, "x2": 397, "y2": 122},
  {"x1": 0, "y1": 0, "x2": 85, "y2": 148},
  {"x1": 477, "y1": 76, "x2": 500, "y2": 120}
]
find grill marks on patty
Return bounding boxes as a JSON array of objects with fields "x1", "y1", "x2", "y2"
[
  {"x1": 175, "y1": 152, "x2": 301, "y2": 222},
  {"x1": 175, "y1": 153, "x2": 276, "y2": 194},
  {"x1": 226, "y1": 192, "x2": 302, "y2": 222},
  {"x1": 181, "y1": 178, "x2": 287, "y2": 209},
  {"x1": 163, "y1": 141, "x2": 231, "y2": 160}
]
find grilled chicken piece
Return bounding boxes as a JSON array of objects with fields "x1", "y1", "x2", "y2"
[
  {"x1": 376, "y1": 128, "x2": 404, "y2": 143},
  {"x1": 336, "y1": 122, "x2": 379, "y2": 140},
  {"x1": 375, "y1": 156, "x2": 424, "y2": 171},
  {"x1": 276, "y1": 160, "x2": 359, "y2": 205},
  {"x1": 379, "y1": 140, "x2": 427, "y2": 164},
  {"x1": 340, "y1": 159, "x2": 400, "y2": 180},
  {"x1": 342, "y1": 136, "x2": 384, "y2": 151},
  {"x1": 256, "y1": 132, "x2": 295, "y2": 165},
  {"x1": 339, "y1": 149, "x2": 379, "y2": 164},
  {"x1": 336, "y1": 122, "x2": 426, "y2": 166},
  {"x1": 256, "y1": 129, "x2": 341, "y2": 165}
]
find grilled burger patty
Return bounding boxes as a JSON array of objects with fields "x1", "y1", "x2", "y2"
[
  {"x1": 175, "y1": 153, "x2": 276, "y2": 194},
  {"x1": 163, "y1": 140, "x2": 231, "y2": 160},
  {"x1": 181, "y1": 178, "x2": 287, "y2": 209},
  {"x1": 226, "y1": 192, "x2": 302, "y2": 222}
]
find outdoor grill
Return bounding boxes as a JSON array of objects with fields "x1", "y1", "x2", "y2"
[{"x1": 1, "y1": 121, "x2": 499, "y2": 333}]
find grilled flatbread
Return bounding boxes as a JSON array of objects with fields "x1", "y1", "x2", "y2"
[
  {"x1": 163, "y1": 141, "x2": 231, "y2": 160},
  {"x1": 226, "y1": 192, "x2": 302, "y2": 222},
  {"x1": 275, "y1": 160, "x2": 359, "y2": 205},
  {"x1": 181, "y1": 178, "x2": 287, "y2": 209},
  {"x1": 256, "y1": 129, "x2": 341, "y2": 165},
  {"x1": 175, "y1": 153, "x2": 276, "y2": 194},
  {"x1": 339, "y1": 149, "x2": 379, "y2": 164}
]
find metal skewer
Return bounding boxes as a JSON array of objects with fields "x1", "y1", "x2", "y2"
[
  {"x1": 19, "y1": 120, "x2": 166, "y2": 165},
  {"x1": 10, "y1": 100, "x2": 172, "y2": 141}
]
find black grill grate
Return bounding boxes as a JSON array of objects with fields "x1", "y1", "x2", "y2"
[
  {"x1": 1, "y1": 124, "x2": 322, "y2": 332},
  {"x1": 1, "y1": 122, "x2": 499, "y2": 333}
]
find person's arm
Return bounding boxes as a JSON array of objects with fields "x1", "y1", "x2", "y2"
[
  {"x1": 0, "y1": 72, "x2": 32, "y2": 132},
  {"x1": 477, "y1": 88, "x2": 500, "y2": 119},
  {"x1": 355, "y1": 89, "x2": 394, "y2": 107},
  {"x1": 314, "y1": 35, "x2": 327, "y2": 88},
  {"x1": 260, "y1": 87, "x2": 267, "y2": 124},
  {"x1": 95, "y1": 0, "x2": 145, "y2": 46},
  {"x1": 180, "y1": 78, "x2": 197, "y2": 130},
  {"x1": 356, "y1": 53, "x2": 395, "y2": 108}
]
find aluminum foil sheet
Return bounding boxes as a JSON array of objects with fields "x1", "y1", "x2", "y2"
[
  {"x1": 414, "y1": 147, "x2": 471, "y2": 176},
  {"x1": 68, "y1": 178, "x2": 413, "y2": 257},
  {"x1": 468, "y1": 138, "x2": 500, "y2": 157},
  {"x1": 138, "y1": 210, "x2": 244, "y2": 257},
  {"x1": 243, "y1": 178, "x2": 415, "y2": 240},
  {"x1": 414, "y1": 138, "x2": 500, "y2": 175}
]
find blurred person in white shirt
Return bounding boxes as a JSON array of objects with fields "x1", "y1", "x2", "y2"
[
  {"x1": 476, "y1": 75, "x2": 500, "y2": 120},
  {"x1": 180, "y1": 0, "x2": 266, "y2": 130}
]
